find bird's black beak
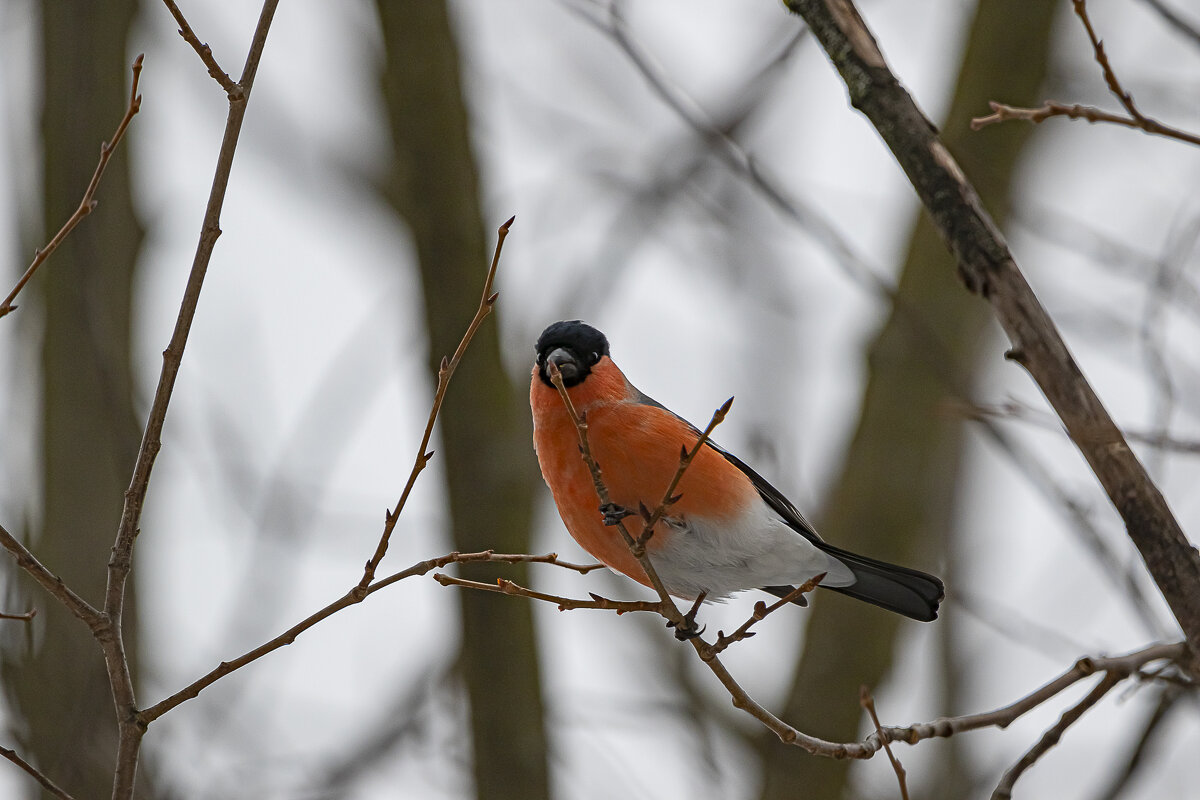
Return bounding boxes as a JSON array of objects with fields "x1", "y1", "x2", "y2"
[{"x1": 545, "y1": 347, "x2": 582, "y2": 384}]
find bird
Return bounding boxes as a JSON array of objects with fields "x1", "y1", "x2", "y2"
[{"x1": 529, "y1": 319, "x2": 944, "y2": 623}]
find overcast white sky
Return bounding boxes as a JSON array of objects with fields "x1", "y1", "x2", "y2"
[{"x1": 3, "y1": 0, "x2": 1200, "y2": 797}]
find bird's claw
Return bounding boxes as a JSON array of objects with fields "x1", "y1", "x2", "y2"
[
  {"x1": 667, "y1": 618, "x2": 706, "y2": 641},
  {"x1": 668, "y1": 592, "x2": 708, "y2": 641},
  {"x1": 599, "y1": 502, "x2": 634, "y2": 527}
]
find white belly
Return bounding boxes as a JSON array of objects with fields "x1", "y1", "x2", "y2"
[{"x1": 647, "y1": 503, "x2": 855, "y2": 601}]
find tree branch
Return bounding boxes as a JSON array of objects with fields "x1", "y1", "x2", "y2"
[
  {"x1": 447, "y1": 561, "x2": 1189, "y2": 766},
  {"x1": 138, "y1": 549, "x2": 558, "y2": 724},
  {"x1": 0, "y1": 743, "x2": 76, "y2": 800},
  {"x1": 160, "y1": 0, "x2": 238, "y2": 94},
  {"x1": 697, "y1": 578, "x2": 820, "y2": 660},
  {"x1": 971, "y1": 100, "x2": 1200, "y2": 146},
  {"x1": 991, "y1": 672, "x2": 1119, "y2": 799},
  {"x1": 0, "y1": 55, "x2": 143, "y2": 319},
  {"x1": 433, "y1": 573, "x2": 665, "y2": 614},
  {"x1": 103, "y1": 4, "x2": 282, "y2": 797},
  {"x1": 543, "y1": 360, "x2": 716, "y2": 633},
  {"x1": 637, "y1": 396, "x2": 733, "y2": 548},
  {"x1": 783, "y1": 0, "x2": 1200, "y2": 672},
  {"x1": 0, "y1": 522, "x2": 104, "y2": 632},
  {"x1": 861, "y1": 687, "x2": 909, "y2": 800},
  {"x1": 875, "y1": 642, "x2": 1186, "y2": 750},
  {"x1": 357, "y1": 216, "x2": 513, "y2": 590},
  {"x1": 971, "y1": 0, "x2": 1200, "y2": 146}
]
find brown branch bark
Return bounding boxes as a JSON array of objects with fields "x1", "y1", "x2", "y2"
[
  {"x1": 446, "y1": 567, "x2": 1187, "y2": 763},
  {"x1": 0, "y1": 56, "x2": 143, "y2": 319},
  {"x1": 433, "y1": 573, "x2": 666, "y2": 614},
  {"x1": 972, "y1": 100, "x2": 1200, "y2": 146},
  {"x1": 372, "y1": 5, "x2": 549, "y2": 795},
  {"x1": 972, "y1": 1, "x2": 1200, "y2": 146},
  {"x1": 357, "y1": 216, "x2": 512, "y2": 589},
  {"x1": 0, "y1": 744, "x2": 76, "y2": 800},
  {"x1": 138, "y1": 550, "x2": 562, "y2": 724},
  {"x1": 100, "y1": 3, "x2": 281, "y2": 797},
  {"x1": 7, "y1": 3, "x2": 146, "y2": 795},
  {"x1": 991, "y1": 672, "x2": 1119, "y2": 799},
  {"x1": 861, "y1": 687, "x2": 909, "y2": 800},
  {"x1": 160, "y1": 0, "x2": 238, "y2": 94},
  {"x1": 782, "y1": 0, "x2": 1200, "y2": 672},
  {"x1": 763, "y1": 4, "x2": 1059, "y2": 794},
  {"x1": 0, "y1": 522, "x2": 103, "y2": 631}
]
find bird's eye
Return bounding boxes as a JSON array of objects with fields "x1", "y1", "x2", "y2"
[{"x1": 590, "y1": 351, "x2": 599, "y2": 363}]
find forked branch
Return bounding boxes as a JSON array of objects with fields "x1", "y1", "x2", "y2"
[
  {"x1": 971, "y1": 0, "x2": 1200, "y2": 147},
  {"x1": 357, "y1": 215, "x2": 514, "y2": 589}
]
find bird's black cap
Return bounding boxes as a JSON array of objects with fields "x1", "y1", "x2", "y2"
[
  {"x1": 535, "y1": 320, "x2": 610, "y2": 387},
  {"x1": 535, "y1": 320, "x2": 609, "y2": 361}
]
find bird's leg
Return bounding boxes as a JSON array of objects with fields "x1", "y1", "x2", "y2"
[
  {"x1": 667, "y1": 592, "x2": 708, "y2": 641},
  {"x1": 598, "y1": 502, "x2": 635, "y2": 527}
]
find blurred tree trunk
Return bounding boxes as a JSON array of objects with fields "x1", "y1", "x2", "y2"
[
  {"x1": 2, "y1": 1, "x2": 146, "y2": 797},
  {"x1": 759, "y1": 3, "x2": 1058, "y2": 798},
  {"x1": 373, "y1": 3, "x2": 550, "y2": 800}
]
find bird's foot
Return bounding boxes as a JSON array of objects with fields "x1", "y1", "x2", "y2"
[
  {"x1": 599, "y1": 502, "x2": 635, "y2": 527},
  {"x1": 667, "y1": 592, "x2": 708, "y2": 641}
]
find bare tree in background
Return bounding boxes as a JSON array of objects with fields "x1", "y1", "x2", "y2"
[
  {"x1": 2, "y1": 2, "x2": 150, "y2": 797},
  {"x1": 373, "y1": 3, "x2": 551, "y2": 798},
  {"x1": 1, "y1": 1, "x2": 1198, "y2": 798},
  {"x1": 761, "y1": 2, "x2": 1059, "y2": 797}
]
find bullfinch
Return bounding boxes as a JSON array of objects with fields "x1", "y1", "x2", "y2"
[{"x1": 530, "y1": 320, "x2": 944, "y2": 622}]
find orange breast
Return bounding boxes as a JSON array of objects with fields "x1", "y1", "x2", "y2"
[{"x1": 531, "y1": 365, "x2": 756, "y2": 589}]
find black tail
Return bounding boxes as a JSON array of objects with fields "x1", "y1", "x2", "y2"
[
  {"x1": 821, "y1": 543, "x2": 943, "y2": 621},
  {"x1": 763, "y1": 546, "x2": 944, "y2": 622}
]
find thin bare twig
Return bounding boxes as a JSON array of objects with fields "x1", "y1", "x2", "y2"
[
  {"x1": 0, "y1": 55, "x2": 144, "y2": 319},
  {"x1": 971, "y1": 0, "x2": 1200, "y2": 147},
  {"x1": 433, "y1": 574, "x2": 664, "y2": 614},
  {"x1": 0, "y1": 744, "x2": 76, "y2": 800},
  {"x1": 861, "y1": 687, "x2": 910, "y2": 800},
  {"x1": 876, "y1": 643, "x2": 1186, "y2": 753},
  {"x1": 636, "y1": 396, "x2": 733, "y2": 548},
  {"x1": 991, "y1": 673, "x2": 1120, "y2": 799},
  {"x1": 971, "y1": 100, "x2": 1200, "y2": 147},
  {"x1": 785, "y1": 0, "x2": 1200, "y2": 668},
  {"x1": 467, "y1": 550, "x2": 606, "y2": 574},
  {"x1": 0, "y1": 609, "x2": 36, "y2": 622},
  {"x1": 698, "y1": 577, "x2": 821, "y2": 660},
  {"x1": 104, "y1": 4, "x2": 281, "y2": 796},
  {"x1": 0, "y1": 522, "x2": 103, "y2": 631},
  {"x1": 543, "y1": 360, "x2": 698, "y2": 632},
  {"x1": 357, "y1": 215, "x2": 513, "y2": 590},
  {"x1": 536, "y1": 365, "x2": 875, "y2": 752},
  {"x1": 138, "y1": 550, "x2": 563, "y2": 723},
  {"x1": 447, "y1": 543, "x2": 1187, "y2": 768},
  {"x1": 160, "y1": 0, "x2": 238, "y2": 94}
]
